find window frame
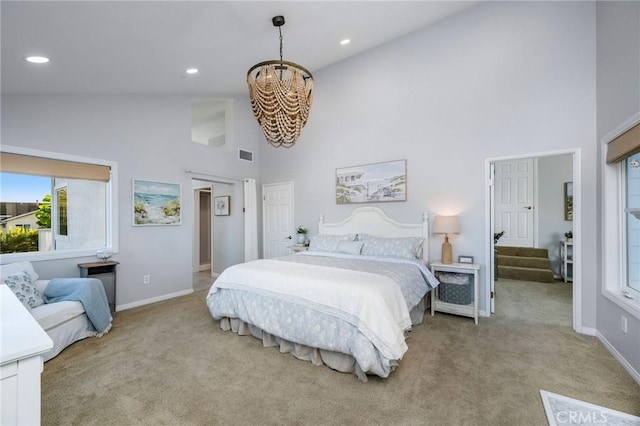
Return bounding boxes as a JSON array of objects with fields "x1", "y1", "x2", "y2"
[
  {"x1": 0, "y1": 145, "x2": 118, "y2": 262},
  {"x1": 54, "y1": 184, "x2": 69, "y2": 239},
  {"x1": 602, "y1": 116, "x2": 640, "y2": 319},
  {"x1": 623, "y1": 156, "x2": 640, "y2": 296}
]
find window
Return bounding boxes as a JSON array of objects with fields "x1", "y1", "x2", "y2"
[
  {"x1": 603, "y1": 120, "x2": 640, "y2": 318},
  {"x1": 55, "y1": 185, "x2": 68, "y2": 237},
  {"x1": 191, "y1": 99, "x2": 234, "y2": 150},
  {"x1": 625, "y1": 154, "x2": 640, "y2": 293},
  {"x1": 0, "y1": 147, "x2": 118, "y2": 261}
]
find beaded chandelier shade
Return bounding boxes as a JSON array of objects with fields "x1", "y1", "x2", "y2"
[{"x1": 247, "y1": 16, "x2": 314, "y2": 148}]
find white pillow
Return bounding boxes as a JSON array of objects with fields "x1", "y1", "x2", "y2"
[
  {"x1": 308, "y1": 234, "x2": 356, "y2": 252},
  {"x1": 336, "y1": 241, "x2": 364, "y2": 255},
  {"x1": 1, "y1": 261, "x2": 39, "y2": 283},
  {"x1": 360, "y1": 236, "x2": 424, "y2": 259},
  {"x1": 3, "y1": 270, "x2": 44, "y2": 310}
]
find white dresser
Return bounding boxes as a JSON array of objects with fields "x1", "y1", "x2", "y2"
[{"x1": 1, "y1": 285, "x2": 53, "y2": 426}]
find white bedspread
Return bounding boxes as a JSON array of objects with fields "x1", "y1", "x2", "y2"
[{"x1": 209, "y1": 259, "x2": 412, "y2": 360}]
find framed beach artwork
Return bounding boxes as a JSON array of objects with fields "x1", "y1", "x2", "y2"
[
  {"x1": 214, "y1": 196, "x2": 230, "y2": 216},
  {"x1": 336, "y1": 159, "x2": 407, "y2": 204},
  {"x1": 132, "y1": 179, "x2": 181, "y2": 226}
]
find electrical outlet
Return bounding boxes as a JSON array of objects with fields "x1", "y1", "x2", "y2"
[
  {"x1": 621, "y1": 316, "x2": 628, "y2": 333},
  {"x1": 143, "y1": 275, "x2": 150, "y2": 284}
]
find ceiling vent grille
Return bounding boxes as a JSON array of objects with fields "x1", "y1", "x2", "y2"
[{"x1": 238, "y1": 149, "x2": 253, "y2": 162}]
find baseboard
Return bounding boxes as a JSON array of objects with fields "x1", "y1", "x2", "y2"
[
  {"x1": 116, "y1": 289, "x2": 194, "y2": 312},
  {"x1": 578, "y1": 326, "x2": 597, "y2": 336},
  {"x1": 596, "y1": 330, "x2": 640, "y2": 386}
]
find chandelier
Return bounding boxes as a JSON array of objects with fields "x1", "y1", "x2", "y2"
[{"x1": 247, "y1": 16, "x2": 314, "y2": 148}]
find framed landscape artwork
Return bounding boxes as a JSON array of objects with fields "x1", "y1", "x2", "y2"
[
  {"x1": 132, "y1": 179, "x2": 181, "y2": 226},
  {"x1": 336, "y1": 159, "x2": 407, "y2": 204},
  {"x1": 564, "y1": 181, "x2": 573, "y2": 221},
  {"x1": 214, "y1": 196, "x2": 230, "y2": 216}
]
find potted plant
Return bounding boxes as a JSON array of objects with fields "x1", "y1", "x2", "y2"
[
  {"x1": 564, "y1": 231, "x2": 573, "y2": 242},
  {"x1": 295, "y1": 226, "x2": 308, "y2": 244}
]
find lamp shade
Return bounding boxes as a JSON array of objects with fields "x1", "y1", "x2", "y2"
[{"x1": 433, "y1": 216, "x2": 460, "y2": 234}]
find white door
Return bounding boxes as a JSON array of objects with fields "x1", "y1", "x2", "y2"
[
  {"x1": 262, "y1": 182, "x2": 294, "y2": 259},
  {"x1": 494, "y1": 158, "x2": 535, "y2": 248}
]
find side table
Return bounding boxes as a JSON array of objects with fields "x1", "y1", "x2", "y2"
[
  {"x1": 288, "y1": 244, "x2": 308, "y2": 253},
  {"x1": 77, "y1": 261, "x2": 119, "y2": 313},
  {"x1": 430, "y1": 261, "x2": 481, "y2": 324}
]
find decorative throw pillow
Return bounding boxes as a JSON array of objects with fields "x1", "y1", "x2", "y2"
[
  {"x1": 336, "y1": 240, "x2": 364, "y2": 255},
  {"x1": 1, "y1": 261, "x2": 39, "y2": 284},
  {"x1": 3, "y1": 270, "x2": 44, "y2": 310},
  {"x1": 360, "y1": 236, "x2": 424, "y2": 260},
  {"x1": 308, "y1": 234, "x2": 355, "y2": 252}
]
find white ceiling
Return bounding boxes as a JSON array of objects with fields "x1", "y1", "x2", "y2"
[{"x1": 1, "y1": 1, "x2": 478, "y2": 96}]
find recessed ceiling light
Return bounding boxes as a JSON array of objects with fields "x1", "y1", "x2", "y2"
[
  {"x1": 186, "y1": 68, "x2": 198, "y2": 74},
  {"x1": 26, "y1": 56, "x2": 50, "y2": 64},
  {"x1": 340, "y1": 39, "x2": 351, "y2": 46}
]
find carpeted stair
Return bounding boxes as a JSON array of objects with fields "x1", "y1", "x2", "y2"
[{"x1": 496, "y1": 246, "x2": 555, "y2": 283}]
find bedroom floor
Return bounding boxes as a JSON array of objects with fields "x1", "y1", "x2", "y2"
[
  {"x1": 193, "y1": 270, "x2": 214, "y2": 292},
  {"x1": 493, "y1": 277, "x2": 572, "y2": 327},
  {"x1": 40, "y1": 278, "x2": 638, "y2": 426}
]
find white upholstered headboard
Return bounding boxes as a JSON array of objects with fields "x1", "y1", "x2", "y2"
[{"x1": 318, "y1": 207, "x2": 429, "y2": 263}]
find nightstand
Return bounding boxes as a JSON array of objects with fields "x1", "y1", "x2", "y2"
[
  {"x1": 77, "y1": 261, "x2": 119, "y2": 313},
  {"x1": 560, "y1": 240, "x2": 573, "y2": 283},
  {"x1": 288, "y1": 244, "x2": 308, "y2": 253},
  {"x1": 430, "y1": 261, "x2": 481, "y2": 324}
]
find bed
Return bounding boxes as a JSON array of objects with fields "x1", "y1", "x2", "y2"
[{"x1": 206, "y1": 207, "x2": 439, "y2": 381}]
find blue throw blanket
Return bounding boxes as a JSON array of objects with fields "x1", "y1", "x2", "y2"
[{"x1": 44, "y1": 278, "x2": 112, "y2": 334}]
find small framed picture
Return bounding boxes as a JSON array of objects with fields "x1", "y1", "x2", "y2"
[
  {"x1": 214, "y1": 196, "x2": 230, "y2": 216},
  {"x1": 458, "y1": 255, "x2": 474, "y2": 264}
]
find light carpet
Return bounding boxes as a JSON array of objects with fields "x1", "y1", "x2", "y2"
[
  {"x1": 40, "y1": 279, "x2": 640, "y2": 425},
  {"x1": 541, "y1": 390, "x2": 640, "y2": 426}
]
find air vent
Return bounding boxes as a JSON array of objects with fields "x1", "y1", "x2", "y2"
[{"x1": 238, "y1": 149, "x2": 253, "y2": 162}]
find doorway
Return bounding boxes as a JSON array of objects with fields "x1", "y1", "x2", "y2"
[
  {"x1": 193, "y1": 183, "x2": 213, "y2": 274},
  {"x1": 262, "y1": 182, "x2": 294, "y2": 259},
  {"x1": 197, "y1": 190, "x2": 211, "y2": 271},
  {"x1": 486, "y1": 149, "x2": 581, "y2": 332}
]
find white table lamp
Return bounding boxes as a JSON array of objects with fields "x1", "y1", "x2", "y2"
[{"x1": 433, "y1": 215, "x2": 460, "y2": 264}]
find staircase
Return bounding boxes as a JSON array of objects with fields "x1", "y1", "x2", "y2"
[{"x1": 496, "y1": 246, "x2": 555, "y2": 283}]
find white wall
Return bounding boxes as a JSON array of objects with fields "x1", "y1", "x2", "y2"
[
  {"x1": 1, "y1": 94, "x2": 260, "y2": 308},
  {"x1": 212, "y1": 181, "x2": 244, "y2": 275},
  {"x1": 596, "y1": 1, "x2": 640, "y2": 377},
  {"x1": 260, "y1": 2, "x2": 597, "y2": 323},
  {"x1": 2, "y1": 0, "x2": 635, "y2": 381},
  {"x1": 537, "y1": 155, "x2": 573, "y2": 276}
]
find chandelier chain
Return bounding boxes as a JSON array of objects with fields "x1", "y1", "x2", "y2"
[{"x1": 279, "y1": 27, "x2": 283, "y2": 62}]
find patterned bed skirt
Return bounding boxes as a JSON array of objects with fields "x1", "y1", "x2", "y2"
[{"x1": 216, "y1": 296, "x2": 427, "y2": 382}]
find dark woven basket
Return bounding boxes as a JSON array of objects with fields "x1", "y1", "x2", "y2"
[{"x1": 438, "y1": 273, "x2": 473, "y2": 305}]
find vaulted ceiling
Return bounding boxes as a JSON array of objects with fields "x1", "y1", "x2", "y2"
[{"x1": 1, "y1": 1, "x2": 477, "y2": 95}]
